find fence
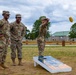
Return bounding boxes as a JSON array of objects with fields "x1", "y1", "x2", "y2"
[{"x1": 22, "y1": 40, "x2": 76, "y2": 45}]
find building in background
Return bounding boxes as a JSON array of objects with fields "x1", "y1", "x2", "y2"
[{"x1": 50, "y1": 31, "x2": 70, "y2": 41}]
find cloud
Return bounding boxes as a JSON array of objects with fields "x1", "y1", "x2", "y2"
[
  {"x1": 0, "y1": 0, "x2": 76, "y2": 33},
  {"x1": 50, "y1": 22, "x2": 74, "y2": 34}
]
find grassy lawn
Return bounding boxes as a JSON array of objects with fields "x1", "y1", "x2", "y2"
[{"x1": 0, "y1": 45, "x2": 76, "y2": 75}]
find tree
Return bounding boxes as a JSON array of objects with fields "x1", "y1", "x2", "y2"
[
  {"x1": 69, "y1": 23, "x2": 76, "y2": 41},
  {"x1": 31, "y1": 16, "x2": 51, "y2": 39},
  {"x1": 25, "y1": 29, "x2": 30, "y2": 39}
]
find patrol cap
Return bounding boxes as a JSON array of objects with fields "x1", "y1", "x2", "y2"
[
  {"x1": 41, "y1": 16, "x2": 49, "y2": 21},
  {"x1": 16, "y1": 14, "x2": 21, "y2": 18},
  {"x1": 2, "y1": 10, "x2": 10, "y2": 15}
]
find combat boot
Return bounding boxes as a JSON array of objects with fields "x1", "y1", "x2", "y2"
[
  {"x1": 0, "y1": 63, "x2": 8, "y2": 69},
  {"x1": 18, "y1": 58, "x2": 23, "y2": 66},
  {"x1": 11, "y1": 58, "x2": 16, "y2": 66},
  {"x1": 38, "y1": 55, "x2": 44, "y2": 62}
]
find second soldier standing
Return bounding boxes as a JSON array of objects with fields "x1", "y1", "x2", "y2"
[{"x1": 10, "y1": 14, "x2": 27, "y2": 66}]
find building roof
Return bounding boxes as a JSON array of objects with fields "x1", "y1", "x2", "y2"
[{"x1": 52, "y1": 31, "x2": 70, "y2": 37}]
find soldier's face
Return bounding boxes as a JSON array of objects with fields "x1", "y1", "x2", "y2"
[
  {"x1": 4, "y1": 14, "x2": 10, "y2": 19},
  {"x1": 41, "y1": 19, "x2": 48, "y2": 24},
  {"x1": 16, "y1": 17, "x2": 21, "y2": 22},
  {"x1": 42, "y1": 20, "x2": 45, "y2": 24}
]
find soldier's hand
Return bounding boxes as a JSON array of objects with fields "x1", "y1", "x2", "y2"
[{"x1": 8, "y1": 39, "x2": 11, "y2": 45}]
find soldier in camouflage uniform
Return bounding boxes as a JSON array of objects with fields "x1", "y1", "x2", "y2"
[
  {"x1": 0, "y1": 11, "x2": 10, "y2": 68},
  {"x1": 10, "y1": 14, "x2": 27, "y2": 66},
  {"x1": 37, "y1": 17, "x2": 49, "y2": 62}
]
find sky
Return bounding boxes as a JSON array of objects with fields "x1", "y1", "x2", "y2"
[{"x1": 0, "y1": 0, "x2": 76, "y2": 34}]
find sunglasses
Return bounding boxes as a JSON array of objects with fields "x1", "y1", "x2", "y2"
[{"x1": 6, "y1": 14, "x2": 10, "y2": 16}]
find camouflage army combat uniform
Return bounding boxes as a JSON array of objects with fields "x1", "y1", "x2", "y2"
[
  {"x1": 0, "y1": 11, "x2": 10, "y2": 68},
  {"x1": 10, "y1": 14, "x2": 27, "y2": 66},
  {"x1": 37, "y1": 17, "x2": 49, "y2": 62}
]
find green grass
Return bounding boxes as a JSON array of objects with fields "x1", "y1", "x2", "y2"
[
  {"x1": 22, "y1": 46, "x2": 76, "y2": 61},
  {"x1": 0, "y1": 46, "x2": 76, "y2": 75}
]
